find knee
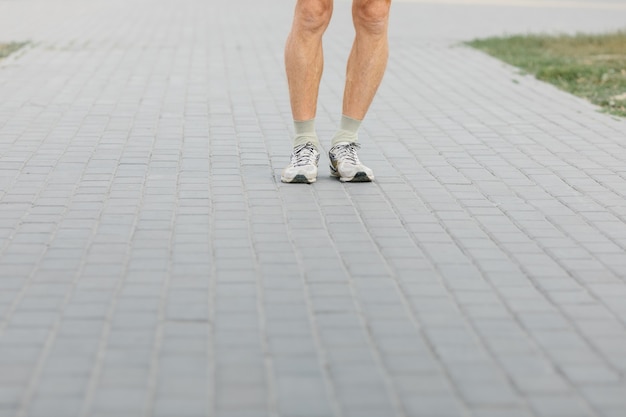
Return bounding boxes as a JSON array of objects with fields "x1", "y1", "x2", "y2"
[
  {"x1": 294, "y1": 0, "x2": 333, "y2": 34},
  {"x1": 353, "y1": 0, "x2": 391, "y2": 35}
]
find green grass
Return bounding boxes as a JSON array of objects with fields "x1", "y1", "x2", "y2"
[
  {"x1": 0, "y1": 42, "x2": 27, "y2": 60},
  {"x1": 467, "y1": 31, "x2": 626, "y2": 117}
]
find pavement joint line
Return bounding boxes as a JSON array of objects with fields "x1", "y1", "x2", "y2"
[
  {"x1": 75, "y1": 127, "x2": 151, "y2": 417},
  {"x1": 282, "y1": 227, "x2": 346, "y2": 416},
  {"x1": 243, "y1": 135, "x2": 280, "y2": 417},
  {"x1": 141, "y1": 169, "x2": 179, "y2": 417}
]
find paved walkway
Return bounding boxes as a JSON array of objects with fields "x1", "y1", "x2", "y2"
[{"x1": 1, "y1": 0, "x2": 626, "y2": 416}]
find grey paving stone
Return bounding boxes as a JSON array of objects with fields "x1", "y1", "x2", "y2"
[
  {"x1": 528, "y1": 394, "x2": 596, "y2": 417},
  {"x1": 25, "y1": 396, "x2": 83, "y2": 417},
  {"x1": 456, "y1": 382, "x2": 524, "y2": 408},
  {"x1": 475, "y1": 406, "x2": 538, "y2": 417},
  {"x1": 511, "y1": 374, "x2": 572, "y2": 395},
  {"x1": 336, "y1": 383, "x2": 395, "y2": 411},
  {"x1": 215, "y1": 412, "x2": 269, "y2": 417},
  {"x1": 273, "y1": 355, "x2": 323, "y2": 377},
  {"x1": 402, "y1": 394, "x2": 467, "y2": 417},
  {"x1": 383, "y1": 354, "x2": 441, "y2": 375},
  {"x1": 90, "y1": 388, "x2": 147, "y2": 414},
  {"x1": 275, "y1": 376, "x2": 334, "y2": 417},
  {"x1": 153, "y1": 397, "x2": 209, "y2": 417}
]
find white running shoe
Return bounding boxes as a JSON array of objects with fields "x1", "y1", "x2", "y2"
[
  {"x1": 328, "y1": 142, "x2": 374, "y2": 182},
  {"x1": 281, "y1": 142, "x2": 320, "y2": 184}
]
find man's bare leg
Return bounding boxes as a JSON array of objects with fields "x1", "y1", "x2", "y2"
[
  {"x1": 343, "y1": 0, "x2": 391, "y2": 120},
  {"x1": 285, "y1": 0, "x2": 333, "y2": 124},
  {"x1": 328, "y1": 0, "x2": 390, "y2": 182},
  {"x1": 281, "y1": 0, "x2": 333, "y2": 183}
]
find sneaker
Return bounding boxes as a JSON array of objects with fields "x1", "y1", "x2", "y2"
[
  {"x1": 329, "y1": 142, "x2": 374, "y2": 182},
  {"x1": 281, "y1": 142, "x2": 320, "y2": 184}
]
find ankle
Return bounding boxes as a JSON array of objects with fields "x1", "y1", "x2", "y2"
[
  {"x1": 293, "y1": 119, "x2": 320, "y2": 150},
  {"x1": 331, "y1": 115, "x2": 362, "y2": 147}
]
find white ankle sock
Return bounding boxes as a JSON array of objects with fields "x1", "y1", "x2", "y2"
[
  {"x1": 293, "y1": 119, "x2": 320, "y2": 150},
  {"x1": 331, "y1": 115, "x2": 362, "y2": 147}
]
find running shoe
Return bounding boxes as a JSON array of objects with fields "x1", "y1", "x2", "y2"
[
  {"x1": 328, "y1": 142, "x2": 374, "y2": 182},
  {"x1": 281, "y1": 142, "x2": 320, "y2": 184}
]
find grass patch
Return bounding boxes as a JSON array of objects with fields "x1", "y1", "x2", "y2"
[
  {"x1": 467, "y1": 31, "x2": 626, "y2": 117},
  {"x1": 0, "y1": 42, "x2": 27, "y2": 60}
]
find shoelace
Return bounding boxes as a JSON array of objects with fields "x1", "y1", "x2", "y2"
[
  {"x1": 332, "y1": 142, "x2": 361, "y2": 165},
  {"x1": 291, "y1": 143, "x2": 318, "y2": 167}
]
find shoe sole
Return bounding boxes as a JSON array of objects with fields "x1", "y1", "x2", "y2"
[
  {"x1": 339, "y1": 171, "x2": 373, "y2": 182},
  {"x1": 342, "y1": 171, "x2": 373, "y2": 182},
  {"x1": 282, "y1": 174, "x2": 316, "y2": 184},
  {"x1": 330, "y1": 167, "x2": 373, "y2": 183}
]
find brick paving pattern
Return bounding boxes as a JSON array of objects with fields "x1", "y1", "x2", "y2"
[{"x1": 1, "y1": 0, "x2": 626, "y2": 416}]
